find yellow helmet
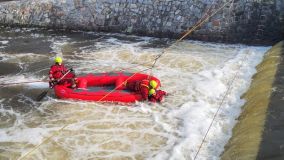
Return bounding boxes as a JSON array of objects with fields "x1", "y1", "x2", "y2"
[
  {"x1": 149, "y1": 89, "x2": 156, "y2": 96},
  {"x1": 150, "y1": 80, "x2": 158, "y2": 89},
  {"x1": 54, "y1": 57, "x2": 62, "y2": 63}
]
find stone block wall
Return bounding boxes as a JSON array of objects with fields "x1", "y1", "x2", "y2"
[{"x1": 0, "y1": 0, "x2": 283, "y2": 45}]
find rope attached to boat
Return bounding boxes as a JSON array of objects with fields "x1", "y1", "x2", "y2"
[{"x1": 18, "y1": 0, "x2": 235, "y2": 159}]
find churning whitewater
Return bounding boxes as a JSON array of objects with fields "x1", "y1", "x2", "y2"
[{"x1": 0, "y1": 27, "x2": 269, "y2": 160}]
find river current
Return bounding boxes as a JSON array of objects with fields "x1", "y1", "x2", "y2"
[{"x1": 0, "y1": 27, "x2": 269, "y2": 160}]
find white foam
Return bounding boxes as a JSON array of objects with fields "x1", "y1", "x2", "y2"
[
  {"x1": 49, "y1": 37, "x2": 70, "y2": 55},
  {"x1": 0, "y1": 31, "x2": 271, "y2": 160},
  {"x1": 63, "y1": 38, "x2": 269, "y2": 159},
  {"x1": 25, "y1": 82, "x2": 49, "y2": 88},
  {"x1": 154, "y1": 46, "x2": 269, "y2": 160},
  {"x1": 0, "y1": 74, "x2": 48, "y2": 89},
  {"x1": 0, "y1": 40, "x2": 9, "y2": 45},
  {"x1": 0, "y1": 127, "x2": 57, "y2": 145}
]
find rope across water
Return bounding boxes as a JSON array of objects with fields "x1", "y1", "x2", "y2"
[{"x1": 18, "y1": 0, "x2": 235, "y2": 159}]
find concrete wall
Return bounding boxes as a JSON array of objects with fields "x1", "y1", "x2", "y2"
[
  {"x1": 221, "y1": 41, "x2": 284, "y2": 160},
  {"x1": 0, "y1": 0, "x2": 283, "y2": 44}
]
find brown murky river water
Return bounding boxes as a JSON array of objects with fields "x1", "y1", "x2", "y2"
[{"x1": 0, "y1": 26, "x2": 269, "y2": 160}]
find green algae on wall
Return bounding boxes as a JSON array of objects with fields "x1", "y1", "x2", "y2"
[{"x1": 221, "y1": 41, "x2": 283, "y2": 160}]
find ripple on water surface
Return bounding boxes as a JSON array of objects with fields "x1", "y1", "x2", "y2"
[{"x1": 0, "y1": 27, "x2": 270, "y2": 160}]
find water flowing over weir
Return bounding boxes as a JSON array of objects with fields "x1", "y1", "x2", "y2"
[
  {"x1": 0, "y1": 27, "x2": 270, "y2": 160},
  {"x1": 221, "y1": 41, "x2": 284, "y2": 160}
]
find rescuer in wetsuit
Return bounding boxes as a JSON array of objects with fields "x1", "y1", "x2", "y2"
[
  {"x1": 125, "y1": 79, "x2": 167, "y2": 102},
  {"x1": 49, "y1": 57, "x2": 76, "y2": 88}
]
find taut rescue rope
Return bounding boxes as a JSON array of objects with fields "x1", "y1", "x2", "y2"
[{"x1": 18, "y1": 0, "x2": 234, "y2": 159}]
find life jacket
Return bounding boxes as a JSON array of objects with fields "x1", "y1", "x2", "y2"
[
  {"x1": 125, "y1": 79, "x2": 157, "y2": 101},
  {"x1": 49, "y1": 64, "x2": 68, "y2": 79},
  {"x1": 136, "y1": 79, "x2": 151, "y2": 100},
  {"x1": 136, "y1": 79, "x2": 150, "y2": 91}
]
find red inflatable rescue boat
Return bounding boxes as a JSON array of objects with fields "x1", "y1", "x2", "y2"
[{"x1": 54, "y1": 72, "x2": 160, "y2": 103}]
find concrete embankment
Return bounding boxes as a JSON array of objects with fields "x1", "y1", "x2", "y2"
[
  {"x1": 0, "y1": 0, "x2": 283, "y2": 45},
  {"x1": 221, "y1": 41, "x2": 284, "y2": 159}
]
